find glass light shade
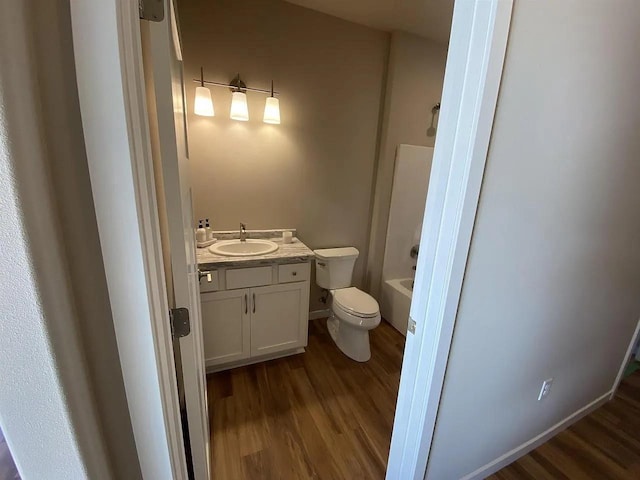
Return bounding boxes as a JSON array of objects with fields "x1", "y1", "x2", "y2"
[
  {"x1": 230, "y1": 91, "x2": 249, "y2": 121},
  {"x1": 263, "y1": 96, "x2": 281, "y2": 124},
  {"x1": 194, "y1": 86, "x2": 214, "y2": 116}
]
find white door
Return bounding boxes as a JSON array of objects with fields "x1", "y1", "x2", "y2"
[
  {"x1": 147, "y1": 2, "x2": 210, "y2": 479},
  {"x1": 251, "y1": 283, "x2": 309, "y2": 356},
  {"x1": 202, "y1": 289, "x2": 251, "y2": 366}
]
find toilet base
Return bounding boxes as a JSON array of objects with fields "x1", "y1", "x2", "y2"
[{"x1": 327, "y1": 315, "x2": 372, "y2": 362}]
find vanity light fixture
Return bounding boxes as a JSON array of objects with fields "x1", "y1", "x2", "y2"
[
  {"x1": 230, "y1": 91, "x2": 249, "y2": 121},
  {"x1": 263, "y1": 80, "x2": 281, "y2": 125},
  {"x1": 193, "y1": 68, "x2": 281, "y2": 123},
  {"x1": 194, "y1": 67, "x2": 215, "y2": 117},
  {"x1": 229, "y1": 74, "x2": 249, "y2": 121}
]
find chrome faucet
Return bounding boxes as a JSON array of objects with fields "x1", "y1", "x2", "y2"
[{"x1": 239, "y1": 223, "x2": 247, "y2": 242}]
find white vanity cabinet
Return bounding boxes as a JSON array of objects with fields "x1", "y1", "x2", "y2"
[
  {"x1": 250, "y1": 282, "x2": 309, "y2": 356},
  {"x1": 199, "y1": 262, "x2": 311, "y2": 371},
  {"x1": 201, "y1": 289, "x2": 250, "y2": 365}
]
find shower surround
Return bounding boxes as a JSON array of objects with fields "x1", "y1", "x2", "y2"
[{"x1": 380, "y1": 144, "x2": 434, "y2": 335}]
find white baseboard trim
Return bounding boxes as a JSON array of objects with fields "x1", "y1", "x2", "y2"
[
  {"x1": 309, "y1": 309, "x2": 330, "y2": 320},
  {"x1": 205, "y1": 348, "x2": 305, "y2": 373},
  {"x1": 460, "y1": 390, "x2": 613, "y2": 480},
  {"x1": 612, "y1": 317, "x2": 640, "y2": 397}
]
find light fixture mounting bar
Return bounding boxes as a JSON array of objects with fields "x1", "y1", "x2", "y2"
[{"x1": 191, "y1": 78, "x2": 280, "y2": 96}]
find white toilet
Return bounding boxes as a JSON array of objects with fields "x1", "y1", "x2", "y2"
[{"x1": 314, "y1": 247, "x2": 381, "y2": 362}]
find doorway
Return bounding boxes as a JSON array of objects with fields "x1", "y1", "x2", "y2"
[
  {"x1": 68, "y1": 0, "x2": 513, "y2": 478},
  {"x1": 173, "y1": 0, "x2": 451, "y2": 477}
]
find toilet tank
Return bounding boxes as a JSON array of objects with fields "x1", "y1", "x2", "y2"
[{"x1": 313, "y1": 247, "x2": 359, "y2": 289}]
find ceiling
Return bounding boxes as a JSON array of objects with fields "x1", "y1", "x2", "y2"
[{"x1": 285, "y1": 0, "x2": 454, "y2": 44}]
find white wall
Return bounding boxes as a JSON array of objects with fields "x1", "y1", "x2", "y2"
[
  {"x1": 71, "y1": 0, "x2": 184, "y2": 477},
  {"x1": 0, "y1": 93, "x2": 89, "y2": 480},
  {"x1": 33, "y1": 2, "x2": 143, "y2": 478},
  {"x1": 0, "y1": 2, "x2": 130, "y2": 478},
  {"x1": 178, "y1": 0, "x2": 388, "y2": 310},
  {"x1": 367, "y1": 32, "x2": 447, "y2": 297},
  {"x1": 427, "y1": 2, "x2": 640, "y2": 478}
]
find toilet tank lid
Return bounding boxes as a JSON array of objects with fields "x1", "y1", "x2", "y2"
[{"x1": 313, "y1": 247, "x2": 359, "y2": 260}]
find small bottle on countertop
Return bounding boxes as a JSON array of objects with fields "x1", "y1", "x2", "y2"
[
  {"x1": 205, "y1": 218, "x2": 212, "y2": 240},
  {"x1": 196, "y1": 219, "x2": 206, "y2": 243}
]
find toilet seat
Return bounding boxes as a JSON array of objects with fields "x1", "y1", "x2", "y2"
[
  {"x1": 331, "y1": 287, "x2": 381, "y2": 330},
  {"x1": 332, "y1": 287, "x2": 379, "y2": 317},
  {"x1": 332, "y1": 301, "x2": 381, "y2": 329}
]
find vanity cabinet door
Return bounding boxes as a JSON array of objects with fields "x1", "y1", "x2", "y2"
[
  {"x1": 201, "y1": 289, "x2": 250, "y2": 367},
  {"x1": 250, "y1": 282, "x2": 309, "y2": 357}
]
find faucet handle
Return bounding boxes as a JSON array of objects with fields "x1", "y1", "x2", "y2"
[{"x1": 240, "y1": 222, "x2": 246, "y2": 230}]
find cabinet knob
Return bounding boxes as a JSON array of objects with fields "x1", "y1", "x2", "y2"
[{"x1": 292, "y1": 271, "x2": 297, "y2": 276}]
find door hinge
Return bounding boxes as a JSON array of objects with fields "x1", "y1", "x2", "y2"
[
  {"x1": 169, "y1": 308, "x2": 191, "y2": 338},
  {"x1": 139, "y1": 0, "x2": 164, "y2": 22},
  {"x1": 408, "y1": 317, "x2": 417, "y2": 335}
]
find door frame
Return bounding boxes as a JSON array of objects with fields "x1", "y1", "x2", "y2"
[
  {"x1": 69, "y1": 1, "x2": 513, "y2": 479},
  {"x1": 70, "y1": 0, "x2": 188, "y2": 479},
  {"x1": 146, "y1": 3, "x2": 211, "y2": 478},
  {"x1": 385, "y1": 1, "x2": 513, "y2": 478}
]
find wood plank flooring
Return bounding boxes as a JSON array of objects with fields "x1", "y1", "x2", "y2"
[
  {"x1": 208, "y1": 319, "x2": 640, "y2": 480},
  {"x1": 207, "y1": 318, "x2": 405, "y2": 480},
  {"x1": 490, "y1": 370, "x2": 640, "y2": 480}
]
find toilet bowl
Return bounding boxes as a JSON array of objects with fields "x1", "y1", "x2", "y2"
[
  {"x1": 313, "y1": 248, "x2": 381, "y2": 362},
  {"x1": 327, "y1": 287, "x2": 381, "y2": 362}
]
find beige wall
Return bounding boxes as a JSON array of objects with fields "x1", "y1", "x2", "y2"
[
  {"x1": 427, "y1": 2, "x2": 640, "y2": 478},
  {"x1": 178, "y1": 0, "x2": 388, "y2": 310},
  {"x1": 366, "y1": 32, "x2": 447, "y2": 297}
]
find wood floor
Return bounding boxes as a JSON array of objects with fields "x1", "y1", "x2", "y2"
[
  {"x1": 206, "y1": 318, "x2": 405, "y2": 480},
  {"x1": 490, "y1": 370, "x2": 640, "y2": 480},
  {"x1": 208, "y1": 319, "x2": 640, "y2": 480}
]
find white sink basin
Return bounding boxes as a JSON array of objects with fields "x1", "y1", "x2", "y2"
[{"x1": 208, "y1": 239, "x2": 279, "y2": 257}]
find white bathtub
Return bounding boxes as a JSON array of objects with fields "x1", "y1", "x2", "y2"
[{"x1": 380, "y1": 278, "x2": 413, "y2": 336}]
